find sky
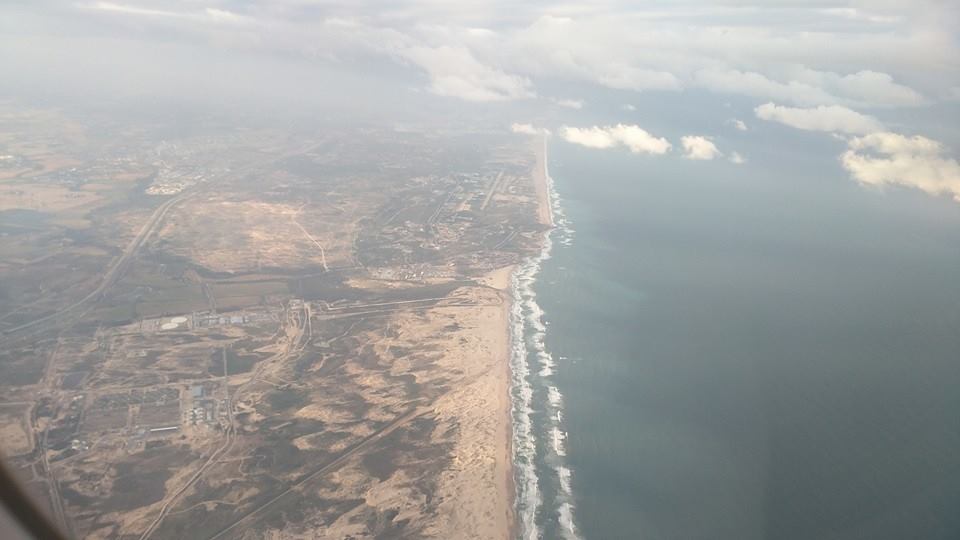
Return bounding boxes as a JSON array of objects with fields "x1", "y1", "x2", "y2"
[{"x1": 1, "y1": 0, "x2": 958, "y2": 202}]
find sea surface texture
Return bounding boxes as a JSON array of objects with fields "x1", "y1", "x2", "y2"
[{"x1": 515, "y1": 140, "x2": 960, "y2": 540}]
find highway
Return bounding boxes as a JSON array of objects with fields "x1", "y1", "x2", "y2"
[{"x1": 1, "y1": 192, "x2": 191, "y2": 341}]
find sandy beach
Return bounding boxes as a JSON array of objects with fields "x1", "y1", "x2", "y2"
[
  {"x1": 430, "y1": 268, "x2": 514, "y2": 539},
  {"x1": 429, "y1": 135, "x2": 553, "y2": 539},
  {"x1": 533, "y1": 134, "x2": 555, "y2": 228}
]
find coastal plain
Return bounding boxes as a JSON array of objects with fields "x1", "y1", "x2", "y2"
[{"x1": 0, "y1": 104, "x2": 550, "y2": 539}]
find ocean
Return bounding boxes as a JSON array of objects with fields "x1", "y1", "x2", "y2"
[{"x1": 511, "y1": 138, "x2": 960, "y2": 540}]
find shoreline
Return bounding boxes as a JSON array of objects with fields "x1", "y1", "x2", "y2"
[
  {"x1": 426, "y1": 133, "x2": 554, "y2": 540},
  {"x1": 428, "y1": 266, "x2": 516, "y2": 540},
  {"x1": 505, "y1": 133, "x2": 557, "y2": 539},
  {"x1": 430, "y1": 133, "x2": 554, "y2": 540},
  {"x1": 487, "y1": 265, "x2": 519, "y2": 540},
  {"x1": 508, "y1": 133, "x2": 581, "y2": 540},
  {"x1": 533, "y1": 134, "x2": 555, "y2": 228}
]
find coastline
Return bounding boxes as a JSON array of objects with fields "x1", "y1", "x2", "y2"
[
  {"x1": 475, "y1": 264, "x2": 520, "y2": 540},
  {"x1": 424, "y1": 134, "x2": 555, "y2": 540},
  {"x1": 488, "y1": 266, "x2": 519, "y2": 540},
  {"x1": 508, "y1": 134, "x2": 558, "y2": 540},
  {"x1": 533, "y1": 135, "x2": 555, "y2": 228},
  {"x1": 501, "y1": 134, "x2": 556, "y2": 539},
  {"x1": 509, "y1": 133, "x2": 580, "y2": 540},
  {"x1": 426, "y1": 267, "x2": 514, "y2": 539}
]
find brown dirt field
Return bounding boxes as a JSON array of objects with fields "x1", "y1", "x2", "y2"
[
  {"x1": 0, "y1": 183, "x2": 102, "y2": 212},
  {"x1": 0, "y1": 406, "x2": 33, "y2": 456},
  {"x1": 157, "y1": 197, "x2": 357, "y2": 273}
]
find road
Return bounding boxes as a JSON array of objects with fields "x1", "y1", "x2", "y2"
[
  {"x1": 206, "y1": 405, "x2": 427, "y2": 540},
  {"x1": 1, "y1": 143, "x2": 313, "y2": 342},
  {"x1": 139, "y1": 302, "x2": 309, "y2": 540},
  {"x1": 290, "y1": 215, "x2": 329, "y2": 271},
  {"x1": 39, "y1": 427, "x2": 70, "y2": 536},
  {"x1": 1, "y1": 192, "x2": 191, "y2": 340},
  {"x1": 480, "y1": 170, "x2": 505, "y2": 211}
]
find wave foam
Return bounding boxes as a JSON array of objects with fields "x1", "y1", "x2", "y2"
[{"x1": 510, "y1": 136, "x2": 580, "y2": 540}]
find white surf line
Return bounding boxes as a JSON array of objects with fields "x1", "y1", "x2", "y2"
[
  {"x1": 538, "y1": 135, "x2": 582, "y2": 540},
  {"x1": 524, "y1": 274, "x2": 581, "y2": 540},
  {"x1": 511, "y1": 134, "x2": 582, "y2": 540},
  {"x1": 511, "y1": 254, "x2": 544, "y2": 540}
]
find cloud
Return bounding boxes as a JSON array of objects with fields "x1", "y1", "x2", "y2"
[
  {"x1": 611, "y1": 124, "x2": 673, "y2": 154},
  {"x1": 791, "y1": 68, "x2": 926, "y2": 108},
  {"x1": 695, "y1": 68, "x2": 926, "y2": 108},
  {"x1": 561, "y1": 126, "x2": 617, "y2": 149},
  {"x1": 551, "y1": 97, "x2": 583, "y2": 109},
  {"x1": 400, "y1": 45, "x2": 534, "y2": 102},
  {"x1": 622, "y1": 104, "x2": 636, "y2": 111},
  {"x1": 841, "y1": 132, "x2": 960, "y2": 201},
  {"x1": 86, "y1": 2, "x2": 252, "y2": 25},
  {"x1": 595, "y1": 65, "x2": 683, "y2": 92},
  {"x1": 561, "y1": 124, "x2": 671, "y2": 155},
  {"x1": 681, "y1": 136, "x2": 722, "y2": 160},
  {"x1": 729, "y1": 151, "x2": 747, "y2": 164},
  {"x1": 730, "y1": 119, "x2": 748, "y2": 131},
  {"x1": 754, "y1": 102, "x2": 884, "y2": 134},
  {"x1": 511, "y1": 123, "x2": 548, "y2": 135},
  {"x1": 204, "y1": 8, "x2": 252, "y2": 25},
  {"x1": 8, "y1": 1, "x2": 958, "y2": 109},
  {"x1": 695, "y1": 69, "x2": 836, "y2": 106},
  {"x1": 819, "y1": 7, "x2": 901, "y2": 24},
  {"x1": 87, "y1": 1, "x2": 185, "y2": 19}
]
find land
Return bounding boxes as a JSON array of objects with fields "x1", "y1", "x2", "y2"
[{"x1": 0, "y1": 104, "x2": 550, "y2": 539}]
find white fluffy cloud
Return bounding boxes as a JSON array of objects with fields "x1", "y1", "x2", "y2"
[
  {"x1": 755, "y1": 103, "x2": 884, "y2": 134},
  {"x1": 561, "y1": 126, "x2": 617, "y2": 148},
  {"x1": 401, "y1": 45, "x2": 534, "y2": 102},
  {"x1": 729, "y1": 151, "x2": 747, "y2": 164},
  {"x1": 561, "y1": 124, "x2": 671, "y2": 155},
  {"x1": 503, "y1": 10, "x2": 949, "y2": 106},
  {"x1": 731, "y1": 119, "x2": 748, "y2": 131},
  {"x1": 8, "y1": 1, "x2": 958, "y2": 108},
  {"x1": 681, "y1": 136, "x2": 722, "y2": 160},
  {"x1": 841, "y1": 132, "x2": 960, "y2": 201},
  {"x1": 611, "y1": 125, "x2": 673, "y2": 154},
  {"x1": 510, "y1": 123, "x2": 548, "y2": 135}
]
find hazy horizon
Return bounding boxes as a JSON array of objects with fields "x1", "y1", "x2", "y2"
[{"x1": 2, "y1": 2, "x2": 960, "y2": 539}]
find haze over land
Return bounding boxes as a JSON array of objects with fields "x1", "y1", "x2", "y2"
[
  {"x1": 3, "y1": 0, "x2": 958, "y2": 201},
  {"x1": 1, "y1": 1, "x2": 959, "y2": 539}
]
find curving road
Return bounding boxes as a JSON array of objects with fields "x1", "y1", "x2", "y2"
[{"x1": 1, "y1": 192, "x2": 191, "y2": 340}]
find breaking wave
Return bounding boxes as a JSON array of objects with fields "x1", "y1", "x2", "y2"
[{"x1": 510, "y1": 136, "x2": 579, "y2": 540}]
